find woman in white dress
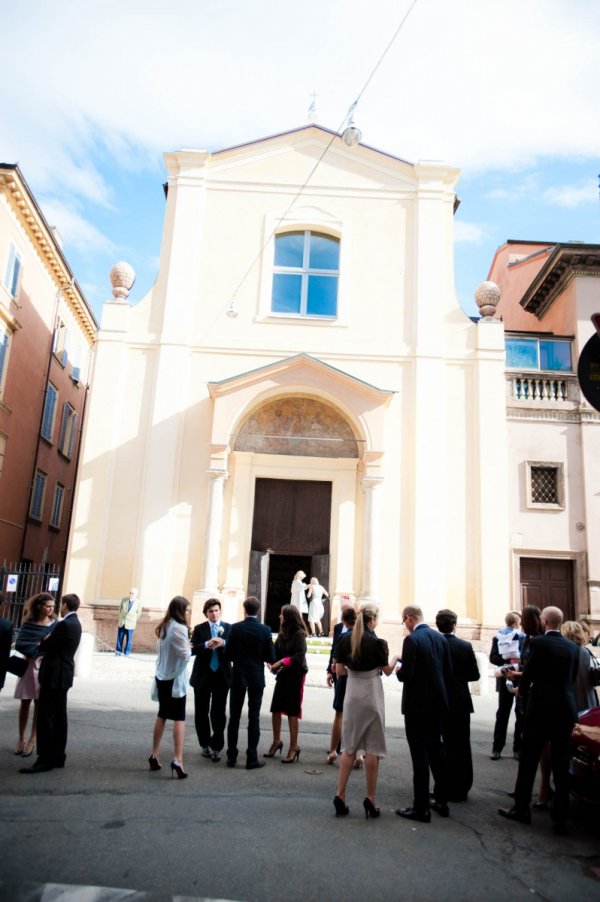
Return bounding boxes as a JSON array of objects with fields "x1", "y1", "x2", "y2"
[
  {"x1": 290, "y1": 571, "x2": 309, "y2": 630},
  {"x1": 307, "y1": 577, "x2": 328, "y2": 637}
]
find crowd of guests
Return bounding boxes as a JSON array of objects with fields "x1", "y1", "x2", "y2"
[{"x1": 2, "y1": 587, "x2": 598, "y2": 834}]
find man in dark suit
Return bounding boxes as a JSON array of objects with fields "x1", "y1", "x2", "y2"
[
  {"x1": 0, "y1": 601, "x2": 13, "y2": 692},
  {"x1": 21, "y1": 593, "x2": 82, "y2": 774},
  {"x1": 190, "y1": 597, "x2": 232, "y2": 762},
  {"x1": 396, "y1": 605, "x2": 452, "y2": 823},
  {"x1": 435, "y1": 609, "x2": 480, "y2": 802},
  {"x1": 225, "y1": 596, "x2": 275, "y2": 770},
  {"x1": 498, "y1": 605, "x2": 579, "y2": 835}
]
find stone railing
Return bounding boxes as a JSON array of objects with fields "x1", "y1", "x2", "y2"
[{"x1": 506, "y1": 372, "x2": 580, "y2": 407}]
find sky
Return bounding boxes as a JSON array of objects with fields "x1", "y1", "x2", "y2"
[{"x1": 1, "y1": 0, "x2": 599, "y2": 321}]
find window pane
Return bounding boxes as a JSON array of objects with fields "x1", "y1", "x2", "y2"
[
  {"x1": 309, "y1": 234, "x2": 339, "y2": 271},
  {"x1": 506, "y1": 338, "x2": 538, "y2": 369},
  {"x1": 539, "y1": 340, "x2": 571, "y2": 372},
  {"x1": 307, "y1": 275, "x2": 338, "y2": 317},
  {"x1": 274, "y1": 232, "x2": 304, "y2": 268},
  {"x1": 272, "y1": 273, "x2": 302, "y2": 314}
]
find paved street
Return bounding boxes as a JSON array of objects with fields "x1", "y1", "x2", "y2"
[{"x1": 0, "y1": 652, "x2": 598, "y2": 902}]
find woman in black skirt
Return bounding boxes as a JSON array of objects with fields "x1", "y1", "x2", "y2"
[
  {"x1": 149, "y1": 596, "x2": 191, "y2": 778},
  {"x1": 264, "y1": 605, "x2": 308, "y2": 763}
]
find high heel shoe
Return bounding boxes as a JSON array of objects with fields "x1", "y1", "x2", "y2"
[
  {"x1": 148, "y1": 755, "x2": 162, "y2": 771},
  {"x1": 263, "y1": 740, "x2": 283, "y2": 758},
  {"x1": 333, "y1": 795, "x2": 350, "y2": 817},
  {"x1": 170, "y1": 760, "x2": 188, "y2": 779},
  {"x1": 363, "y1": 797, "x2": 380, "y2": 819},
  {"x1": 326, "y1": 750, "x2": 337, "y2": 765},
  {"x1": 282, "y1": 747, "x2": 301, "y2": 764}
]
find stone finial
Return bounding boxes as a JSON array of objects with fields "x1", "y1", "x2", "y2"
[
  {"x1": 474, "y1": 280, "x2": 500, "y2": 319},
  {"x1": 109, "y1": 261, "x2": 136, "y2": 302}
]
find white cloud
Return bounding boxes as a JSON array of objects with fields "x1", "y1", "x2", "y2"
[
  {"x1": 542, "y1": 181, "x2": 598, "y2": 208},
  {"x1": 38, "y1": 197, "x2": 117, "y2": 258},
  {"x1": 454, "y1": 221, "x2": 485, "y2": 244}
]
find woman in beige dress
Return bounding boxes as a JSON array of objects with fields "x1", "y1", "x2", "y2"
[{"x1": 332, "y1": 604, "x2": 398, "y2": 819}]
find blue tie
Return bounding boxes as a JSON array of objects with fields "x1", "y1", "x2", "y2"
[{"x1": 210, "y1": 623, "x2": 219, "y2": 672}]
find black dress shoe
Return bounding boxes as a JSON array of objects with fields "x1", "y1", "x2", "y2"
[
  {"x1": 490, "y1": 751, "x2": 502, "y2": 761},
  {"x1": 396, "y1": 806, "x2": 431, "y2": 823},
  {"x1": 430, "y1": 801, "x2": 450, "y2": 817},
  {"x1": 211, "y1": 751, "x2": 222, "y2": 762},
  {"x1": 20, "y1": 761, "x2": 54, "y2": 774},
  {"x1": 498, "y1": 806, "x2": 531, "y2": 825},
  {"x1": 226, "y1": 758, "x2": 237, "y2": 768},
  {"x1": 246, "y1": 760, "x2": 266, "y2": 770}
]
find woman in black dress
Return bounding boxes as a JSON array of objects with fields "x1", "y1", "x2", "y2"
[
  {"x1": 333, "y1": 603, "x2": 398, "y2": 818},
  {"x1": 264, "y1": 605, "x2": 308, "y2": 763}
]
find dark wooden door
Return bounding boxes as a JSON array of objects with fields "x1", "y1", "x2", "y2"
[
  {"x1": 520, "y1": 558, "x2": 575, "y2": 620},
  {"x1": 251, "y1": 479, "x2": 331, "y2": 554}
]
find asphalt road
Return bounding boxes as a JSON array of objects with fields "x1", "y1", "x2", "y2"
[{"x1": 0, "y1": 653, "x2": 598, "y2": 902}]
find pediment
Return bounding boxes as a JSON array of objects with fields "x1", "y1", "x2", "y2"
[{"x1": 208, "y1": 354, "x2": 394, "y2": 407}]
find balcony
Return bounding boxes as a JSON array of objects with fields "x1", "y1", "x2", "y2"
[{"x1": 506, "y1": 371, "x2": 580, "y2": 412}]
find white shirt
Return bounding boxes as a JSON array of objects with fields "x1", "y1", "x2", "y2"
[{"x1": 155, "y1": 620, "x2": 191, "y2": 698}]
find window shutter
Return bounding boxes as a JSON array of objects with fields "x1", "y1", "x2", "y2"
[
  {"x1": 68, "y1": 411, "x2": 78, "y2": 458},
  {"x1": 0, "y1": 329, "x2": 8, "y2": 388},
  {"x1": 41, "y1": 384, "x2": 57, "y2": 441},
  {"x1": 10, "y1": 254, "x2": 21, "y2": 297},
  {"x1": 30, "y1": 471, "x2": 46, "y2": 519},
  {"x1": 58, "y1": 402, "x2": 69, "y2": 451}
]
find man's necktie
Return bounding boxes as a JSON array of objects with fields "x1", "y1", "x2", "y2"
[{"x1": 210, "y1": 623, "x2": 219, "y2": 672}]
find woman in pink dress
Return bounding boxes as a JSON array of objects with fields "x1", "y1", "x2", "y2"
[{"x1": 13, "y1": 593, "x2": 57, "y2": 757}]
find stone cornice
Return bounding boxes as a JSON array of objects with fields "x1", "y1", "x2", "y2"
[
  {"x1": 506, "y1": 406, "x2": 600, "y2": 424},
  {"x1": 519, "y1": 243, "x2": 600, "y2": 319},
  {"x1": 0, "y1": 164, "x2": 97, "y2": 342}
]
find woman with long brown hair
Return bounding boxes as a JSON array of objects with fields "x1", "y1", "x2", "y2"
[
  {"x1": 149, "y1": 596, "x2": 191, "y2": 778},
  {"x1": 332, "y1": 604, "x2": 398, "y2": 818},
  {"x1": 13, "y1": 593, "x2": 56, "y2": 757},
  {"x1": 264, "y1": 604, "x2": 308, "y2": 763}
]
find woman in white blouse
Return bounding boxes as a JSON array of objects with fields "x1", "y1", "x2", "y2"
[
  {"x1": 290, "y1": 571, "x2": 309, "y2": 630},
  {"x1": 149, "y1": 596, "x2": 191, "y2": 778},
  {"x1": 307, "y1": 577, "x2": 328, "y2": 637}
]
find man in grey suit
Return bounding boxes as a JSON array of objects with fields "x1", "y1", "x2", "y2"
[
  {"x1": 21, "y1": 593, "x2": 82, "y2": 773},
  {"x1": 396, "y1": 605, "x2": 452, "y2": 823},
  {"x1": 225, "y1": 596, "x2": 275, "y2": 770}
]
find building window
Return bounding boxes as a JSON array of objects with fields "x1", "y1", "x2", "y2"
[
  {"x1": 0, "y1": 324, "x2": 10, "y2": 398},
  {"x1": 58, "y1": 403, "x2": 78, "y2": 458},
  {"x1": 526, "y1": 461, "x2": 564, "y2": 510},
  {"x1": 0, "y1": 432, "x2": 6, "y2": 479},
  {"x1": 3, "y1": 244, "x2": 22, "y2": 298},
  {"x1": 272, "y1": 231, "x2": 339, "y2": 318},
  {"x1": 50, "y1": 482, "x2": 65, "y2": 529},
  {"x1": 41, "y1": 383, "x2": 58, "y2": 442},
  {"x1": 30, "y1": 470, "x2": 47, "y2": 520},
  {"x1": 53, "y1": 320, "x2": 69, "y2": 367},
  {"x1": 506, "y1": 336, "x2": 572, "y2": 372}
]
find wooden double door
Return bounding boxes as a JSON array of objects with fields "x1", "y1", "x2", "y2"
[
  {"x1": 248, "y1": 478, "x2": 332, "y2": 632},
  {"x1": 519, "y1": 557, "x2": 575, "y2": 621}
]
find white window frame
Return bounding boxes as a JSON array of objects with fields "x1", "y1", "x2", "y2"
[
  {"x1": 526, "y1": 460, "x2": 565, "y2": 510},
  {"x1": 50, "y1": 482, "x2": 65, "y2": 529},
  {"x1": 41, "y1": 382, "x2": 58, "y2": 443},
  {"x1": 0, "y1": 322, "x2": 11, "y2": 400},
  {"x1": 58, "y1": 402, "x2": 78, "y2": 459},
  {"x1": 256, "y1": 209, "x2": 349, "y2": 326},
  {"x1": 53, "y1": 320, "x2": 69, "y2": 368},
  {"x1": 3, "y1": 243, "x2": 23, "y2": 299},
  {"x1": 271, "y1": 230, "x2": 340, "y2": 319},
  {"x1": 30, "y1": 469, "x2": 47, "y2": 521}
]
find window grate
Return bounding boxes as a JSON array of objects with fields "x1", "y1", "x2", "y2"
[{"x1": 531, "y1": 466, "x2": 558, "y2": 504}]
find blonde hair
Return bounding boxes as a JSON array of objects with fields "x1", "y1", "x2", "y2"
[
  {"x1": 350, "y1": 603, "x2": 379, "y2": 662},
  {"x1": 561, "y1": 620, "x2": 585, "y2": 647}
]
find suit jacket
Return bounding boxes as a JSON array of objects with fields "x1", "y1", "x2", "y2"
[
  {"x1": 0, "y1": 617, "x2": 13, "y2": 690},
  {"x1": 39, "y1": 614, "x2": 82, "y2": 691},
  {"x1": 118, "y1": 597, "x2": 143, "y2": 629},
  {"x1": 190, "y1": 620, "x2": 232, "y2": 688},
  {"x1": 519, "y1": 630, "x2": 579, "y2": 724},
  {"x1": 397, "y1": 624, "x2": 452, "y2": 717},
  {"x1": 443, "y1": 633, "x2": 480, "y2": 716},
  {"x1": 327, "y1": 622, "x2": 344, "y2": 675},
  {"x1": 226, "y1": 616, "x2": 275, "y2": 689}
]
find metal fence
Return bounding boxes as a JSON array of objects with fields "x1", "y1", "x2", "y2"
[{"x1": 0, "y1": 560, "x2": 62, "y2": 627}]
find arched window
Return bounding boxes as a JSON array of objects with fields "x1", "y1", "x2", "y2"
[{"x1": 272, "y1": 231, "x2": 339, "y2": 318}]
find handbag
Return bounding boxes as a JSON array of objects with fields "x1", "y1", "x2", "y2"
[
  {"x1": 588, "y1": 649, "x2": 600, "y2": 688},
  {"x1": 7, "y1": 655, "x2": 28, "y2": 677}
]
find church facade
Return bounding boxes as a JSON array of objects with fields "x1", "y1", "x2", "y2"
[{"x1": 66, "y1": 125, "x2": 592, "y2": 649}]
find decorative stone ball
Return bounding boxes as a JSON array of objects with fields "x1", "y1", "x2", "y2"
[
  {"x1": 474, "y1": 280, "x2": 500, "y2": 318},
  {"x1": 109, "y1": 261, "x2": 136, "y2": 300}
]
